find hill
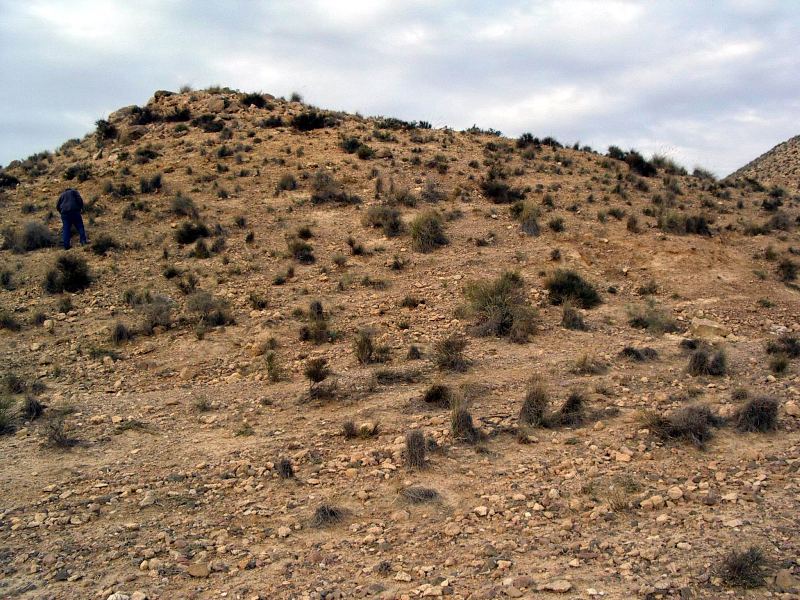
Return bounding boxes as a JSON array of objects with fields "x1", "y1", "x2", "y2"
[
  {"x1": 1, "y1": 88, "x2": 799, "y2": 599},
  {"x1": 727, "y1": 134, "x2": 800, "y2": 193}
]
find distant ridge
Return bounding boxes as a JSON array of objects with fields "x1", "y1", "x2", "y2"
[{"x1": 727, "y1": 134, "x2": 800, "y2": 191}]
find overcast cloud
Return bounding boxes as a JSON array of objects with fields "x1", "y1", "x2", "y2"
[{"x1": 1, "y1": 0, "x2": 798, "y2": 176}]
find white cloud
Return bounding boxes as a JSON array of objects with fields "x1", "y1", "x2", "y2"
[{"x1": 0, "y1": 0, "x2": 798, "y2": 176}]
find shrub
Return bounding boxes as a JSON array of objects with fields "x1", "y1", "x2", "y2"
[
  {"x1": 276, "y1": 173, "x2": 297, "y2": 192},
  {"x1": 620, "y1": 346, "x2": 658, "y2": 361},
  {"x1": 91, "y1": 234, "x2": 118, "y2": 256},
  {"x1": 4, "y1": 221, "x2": 55, "y2": 252},
  {"x1": 95, "y1": 119, "x2": 117, "y2": 141},
  {"x1": 287, "y1": 237, "x2": 315, "y2": 263},
  {"x1": 571, "y1": 354, "x2": 608, "y2": 375},
  {"x1": 766, "y1": 335, "x2": 800, "y2": 358},
  {"x1": 548, "y1": 216, "x2": 565, "y2": 232},
  {"x1": 399, "y1": 486, "x2": 440, "y2": 504},
  {"x1": 658, "y1": 211, "x2": 712, "y2": 236},
  {"x1": 140, "y1": 298, "x2": 172, "y2": 334},
  {"x1": 555, "y1": 391, "x2": 586, "y2": 426},
  {"x1": 433, "y1": 335, "x2": 469, "y2": 371},
  {"x1": 464, "y1": 271, "x2": 537, "y2": 341},
  {"x1": 734, "y1": 397, "x2": 778, "y2": 433},
  {"x1": 515, "y1": 202, "x2": 540, "y2": 236},
  {"x1": 64, "y1": 163, "x2": 91, "y2": 182},
  {"x1": 627, "y1": 301, "x2": 679, "y2": 333},
  {"x1": 190, "y1": 239, "x2": 210, "y2": 258},
  {"x1": 353, "y1": 329, "x2": 390, "y2": 364},
  {"x1": 624, "y1": 150, "x2": 656, "y2": 177},
  {"x1": 277, "y1": 457, "x2": 294, "y2": 479},
  {"x1": 310, "y1": 504, "x2": 345, "y2": 528},
  {"x1": 561, "y1": 304, "x2": 587, "y2": 331},
  {"x1": 777, "y1": 258, "x2": 797, "y2": 282},
  {"x1": 687, "y1": 348, "x2": 727, "y2": 376},
  {"x1": 292, "y1": 111, "x2": 329, "y2": 131},
  {"x1": 480, "y1": 170, "x2": 525, "y2": 204},
  {"x1": 0, "y1": 311, "x2": 21, "y2": 332},
  {"x1": 240, "y1": 92, "x2": 267, "y2": 108},
  {"x1": 309, "y1": 171, "x2": 360, "y2": 205},
  {"x1": 43, "y1": 416, "x2": 79, "y2": 448},
  {"x1": 519, "y1": 379, "x2": 549, "y2": 427},
  {"x1": 0, "y1": 269, "x2": 13, "y2": 290},
  {"x1": 186, "y1": 291, "x2": 234, "y2": 326},
  {"x1": 139, "y1": 173, "x2": 163, "y2": 193},
  {"x1": 171, "y1": 193, "x2": 199, "y2": 218},
  {"x1": 111, "y1": 322, "x2": 132, "y2": 345},
  {"x1": 0, "y1": 397, "x2": 18, "y2": 435},
  {"x1": 422, "y1": 384, "x2": 452, "y2": 407},
  {"x1": 644, "y1": 404, "x2": 724, "y2": 448},
  {"x1": 304, "y1": 357, "x2": 329, "y2": 383},
  {"x1": 410, "y1": 210, "x2": 448, "y2": 253},
  {"x1": 718, "y1": 547, "x2": 767, "y2": 588},
  {"x1": 545, "y1": 270, "x2": 601, "y2": 309},
  {"x1": 405, "y1": 430, "x2": 426, "y2": 468},
  {"x1": 175, "y1": 221, "x2": 209, "y2": 244},
  {"x1": 769, "y1": 353, "x2": 789, "y2": 374},
  {"x1": 22, "y1": 396, "x2": 44, "y2": 420},
  {"x1": 451, "y1": 404, "x2": 480, "y2": 443},
  {"x1": 44, "y1": 255, "x2": 91, "y2": 293},
  {"x1": 363, "y1": 205, "x2": 404, "y2": 237}
]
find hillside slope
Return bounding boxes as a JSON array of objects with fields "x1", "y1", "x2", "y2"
[
  {"x1": 0, "y1": 89, "x2": 799, "y2": 599},
  {"x1": 727, "y1": 134, "x2": 800, "y2": 192}
]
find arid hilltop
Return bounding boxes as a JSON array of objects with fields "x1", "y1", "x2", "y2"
[
  {"x1": 1, "y1": 88, "x2": 799, "y2": 600},
  {"x1": 727, "y1": 134, "x2": 800, "y2": 193}
]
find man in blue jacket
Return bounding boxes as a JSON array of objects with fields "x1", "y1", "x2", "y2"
[{"x1": 56, "y1": 188, "x2": 88, "y2": 250}]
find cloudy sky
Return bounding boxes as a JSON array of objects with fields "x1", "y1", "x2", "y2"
[{"x1": 1, "y1": 0, "x2": 798, "y2": 176}]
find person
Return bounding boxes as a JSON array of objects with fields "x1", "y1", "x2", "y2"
[{"x1": 56, "y1": 187, "x2": 88, "y2": 250}]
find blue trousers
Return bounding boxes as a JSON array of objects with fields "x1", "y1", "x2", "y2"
[{"x1": 61, "y1": 211, "x2": 87, "y2": 249}]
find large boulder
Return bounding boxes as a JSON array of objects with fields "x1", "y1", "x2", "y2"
[{"x1": 689, "y1": 318, "x2": 729, "y2": 339}]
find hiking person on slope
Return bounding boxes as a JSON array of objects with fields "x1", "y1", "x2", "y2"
[{"x1": 56, "y1": 187, "x2": 88, "y2": 250}]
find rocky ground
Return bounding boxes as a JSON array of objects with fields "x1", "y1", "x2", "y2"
[
  {"x1": 726, "y1": 134, "x2": 800, "y2": 194},
  {"x1": 1, "y1": 89, "x2": 799, "y2": 599}
]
